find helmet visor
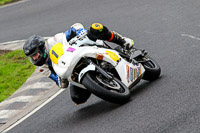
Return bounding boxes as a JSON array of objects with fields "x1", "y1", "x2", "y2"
[{"x1": 27, "y1": 49, "x2": 43, "y2": 65}]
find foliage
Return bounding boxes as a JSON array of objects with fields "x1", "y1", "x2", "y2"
[
  {"x1": 0, "y1": 50, "x2": 35, "y2": 102},
  {"x1": 0, "y1": 0, "x2": 18, "y2": 6}
]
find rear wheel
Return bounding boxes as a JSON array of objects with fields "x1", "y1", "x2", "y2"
[{"x1": 81, "y1": 72, "x2": 130, "y2": 104}]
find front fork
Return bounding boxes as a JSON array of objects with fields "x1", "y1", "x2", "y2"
[{"x1": 78, "y1": 58, "x2": 113, "y2": 83}]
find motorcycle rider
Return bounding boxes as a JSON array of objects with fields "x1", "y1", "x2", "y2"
[{"x1": 23, "y1": 23, "x2": 134, "y2": 105}]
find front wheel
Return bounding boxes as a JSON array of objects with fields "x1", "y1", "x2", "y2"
[
  {"x1": 81, "y1": 72, "x2": 130, "y2": 104},
  {"x1": 141, "y1": 57, "x2": 161, "y2": 81}
]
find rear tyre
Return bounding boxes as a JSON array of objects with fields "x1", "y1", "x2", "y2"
[{"x1": 81, "y1": 72, "x2": 130, "y2": 104}]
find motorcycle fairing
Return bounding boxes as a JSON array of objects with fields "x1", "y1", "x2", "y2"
[{"x1": 52, "y1": 44, "x2": 145, "y2": 88}]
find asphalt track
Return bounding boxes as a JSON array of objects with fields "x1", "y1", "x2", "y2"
[{"x1": 1, "y1": 0, "x2": 200, "y2": 132}]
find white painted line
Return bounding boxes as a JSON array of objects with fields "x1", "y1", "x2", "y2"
[
  {"x1": 0, "y1": 40, "x2": 25, "y2": 45},
  {"x1": 0, "y1": 110, "x2": 19, "y2": 119},
  {"x1": 2, "y1": 89, "x2": 65, "y2": 133},
  {"x1": 181, "y1": 34, "x2": 200, "y2": 41},
  {"x1": 0, "y1": 37, "x2": 51, "y2": 46}
]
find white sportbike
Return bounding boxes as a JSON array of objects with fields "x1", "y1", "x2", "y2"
[{"x1": 50, "y1": 31, "x2": 161, "y2": 104}]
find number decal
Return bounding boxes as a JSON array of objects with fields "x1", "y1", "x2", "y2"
[
  {"x1": 95, "y1": 24, "x2": 100, "y2": 27},
  {"x1": 52, "y1": 50, "x2": 58, "y2": 58},
  {"x1": 49, "y1": 42, "x2": 63, "y2": 64},
  {"x1": 91, "y1": 23, "x2": 103, "y2": 30}
]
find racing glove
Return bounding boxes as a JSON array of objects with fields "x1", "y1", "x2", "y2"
[{"x1": 49, "y1": 73, "x2": 69, "y2": 88}]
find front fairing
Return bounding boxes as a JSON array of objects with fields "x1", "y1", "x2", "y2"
[{"x1": 53, "y1": 45, "x2": 119, "y2": 79}]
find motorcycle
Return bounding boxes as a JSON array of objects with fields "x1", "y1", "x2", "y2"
[{"x1": 49, "y1": 30, "x2": 161, "y2": 104}]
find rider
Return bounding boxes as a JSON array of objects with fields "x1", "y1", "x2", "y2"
[{"x1": 23, "y1": 23, "x2": 134, "y2": 105}]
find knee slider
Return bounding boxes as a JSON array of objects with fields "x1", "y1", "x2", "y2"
[
  {"x1": 91, "y1": 23, "x2": 104, "y2": 31},
  {"x1": 88, "y1": 23, "x2": 111, "y2": 41},
  {"x1": 89, "y1": 23, "x2": 105, "y2": 37}
]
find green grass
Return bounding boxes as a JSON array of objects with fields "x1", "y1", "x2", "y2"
[
  {"x1": 0, "y1": 0, "x2": 18, "y2": 6},
  {"x1": 0, "y1": 50, "x2": 36, "y2": 102}
]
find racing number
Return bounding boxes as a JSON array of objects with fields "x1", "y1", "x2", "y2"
[
  {"x1": 95, "y1": 24, "x2": 100, "y2": 27},
  {"x1": 49, "y1": 42, "x2": 63, "y2": 64},
  {"x1": 52, "y1": 50, "x2": 58, "y2": 58},
  {"x1": 92, "y1": 23, "x2": 103, "y2": 30}
]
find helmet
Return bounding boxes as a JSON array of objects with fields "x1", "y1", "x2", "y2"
[{"x1": 23, "y1": 35, "x2": 48, "y2": 66}]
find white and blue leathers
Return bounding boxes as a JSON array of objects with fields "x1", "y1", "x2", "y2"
[{"x1": 39, "y1": 23, "x2": 85, "y2": 86}]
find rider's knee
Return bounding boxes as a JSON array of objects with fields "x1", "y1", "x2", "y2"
[{"x1": 87, "y1": 23, "x2": 112, "y2": 41}]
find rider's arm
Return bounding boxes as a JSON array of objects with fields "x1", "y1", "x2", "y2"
[
  {"x1": 48, "y1": 71, "x2": 60, "y2": 86},
  {"x1": 48, "y1": 68, "x2": 69, "y2": 88},
  {"x1": 42, "y1": 60, "x2": 60, "y2": 87},
  {"x1": 47, "y1": 61, "x2": 69, "y2": 88},
  {"x1": 38, "y1": 64, "x2": 60, "y2": 87}
]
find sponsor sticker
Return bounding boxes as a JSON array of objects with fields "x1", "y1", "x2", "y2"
[
  {"x1": 128, "y1": 65, "x2": 142, "y2": 82},
  {"x1": 106, "y1": 50, "x2": 119, "y2": 62},
  {"x1": 130, "y1": 67, "x2": 133, "y2": 82},
  {"x1": 126, "y1": 65, "x2": 130, "y2": 83},
  {"x1": 67, "y1": 47, "x2": 76, "y2": 52}
]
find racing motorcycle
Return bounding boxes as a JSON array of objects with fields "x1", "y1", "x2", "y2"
[{"x1": 50, "y1": 30, "x2": 161, "y2": 104}]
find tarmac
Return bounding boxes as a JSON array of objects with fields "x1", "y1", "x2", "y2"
[{"x1": 0, "y1": 39, "x2": 61, "y2": 132}]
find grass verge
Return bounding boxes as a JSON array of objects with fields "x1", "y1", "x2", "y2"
[
  {"x1": 0, "y1": 50, "x2": 36, "y2": 102},
  {"x1": 0, "y1": 0, "x2": 20, "y2": 6}
]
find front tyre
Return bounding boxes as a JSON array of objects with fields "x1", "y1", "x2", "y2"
[
  {"x1": 81, "y1": 72, "x2": 130, "y2": 104},
  {"x1": 142, "y1": 57, "x2": 161, "y2": 81}
]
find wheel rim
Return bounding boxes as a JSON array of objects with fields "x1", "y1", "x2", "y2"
[{"x1": 96, "y1": 75, "x2": 121, "y2": 90}]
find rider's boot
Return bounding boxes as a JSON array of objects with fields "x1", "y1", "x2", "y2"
[
  {"x1": 108, "y1": 31, "x2": 134, "y2": 50},
  {"x1": 70, "y1": 84, "x2": 91, "y2": 105}
]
